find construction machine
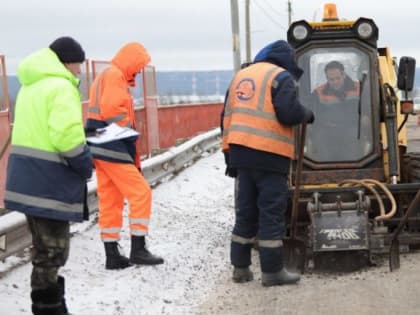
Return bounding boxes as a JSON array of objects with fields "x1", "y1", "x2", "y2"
[{"x1": 286, "y1": 3, "x2": 420, "y2": 272}]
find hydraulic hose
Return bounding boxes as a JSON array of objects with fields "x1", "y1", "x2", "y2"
[
  {"x1": 339, "y1": 178, "x2": 397, "y2": 222},
  {"x1": 398, "y1": 114, "x2": 409, "y2": 133},
  {"x1": 363, "y1": 179, "x2": 397, "y2": 221},
  {"x1": 383, "y1": 84, "x2": 399, "y2": 183},
  {"x1": 339, "y1": 179, "x2": 385, "y2": 218}
]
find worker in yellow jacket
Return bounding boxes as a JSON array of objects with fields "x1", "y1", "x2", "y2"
[{"x1": 5, "y1": 36, "x2": 92, "y2": 315}]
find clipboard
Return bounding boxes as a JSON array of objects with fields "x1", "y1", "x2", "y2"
[{"x1": 86, "y1": 123, "x2": 139, "y2": 144}]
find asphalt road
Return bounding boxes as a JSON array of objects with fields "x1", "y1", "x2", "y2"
[{"x1": 193, "y1": 116, "x2": 420, "y2": 315}]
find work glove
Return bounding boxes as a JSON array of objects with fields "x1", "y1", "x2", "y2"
[
  {"x1": 305, "y1": 110, "x2": 315, "y2": 124},
  {"x1": 224, "y1": 151, "x2": 230, "y2": 165},
  {"x1": 223, "y1": 151, "x2": 237, "y2": 178},
  {"x1": 84, "y1": 128, "x2": 97, "y2": 137},
  {"x1": 225, "y1": 166, "x2": 238, "y2": 178},
  {"x1": 83, "y1": 184, "x2": 89, "y2": 221}
]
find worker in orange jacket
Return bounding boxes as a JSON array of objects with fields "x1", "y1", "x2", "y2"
[
  {"x1": 313, "y1": 60, "x2": 360, "y2": 104},
  {"x1": 86, "y1": 42, "x2": 163, "y2": 269},
  {"x1": 221, "y1": 40, "x2": 314, "y2": 286}
]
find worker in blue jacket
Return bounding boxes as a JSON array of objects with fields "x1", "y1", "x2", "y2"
[{"x1": 221, "y1": 40, "x2": 314, "y2": 287}]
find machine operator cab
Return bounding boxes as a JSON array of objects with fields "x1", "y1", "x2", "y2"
[
  {"x1": 288, "y1": 4, "x2": 378, "y2": 166},
  {"x1": 301, "y1": 47, "x2": 372, "y2": 163},
  {"x1": 285, "y1": 4, "x2": 419, "y2": 272},
  {"x1": 288, "y1": 3, "x2": 416, "y2": 186}
]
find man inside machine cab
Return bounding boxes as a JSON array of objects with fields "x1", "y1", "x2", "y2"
[
  {"x1": 304, "y1": 58, "x2": 372, "y2": 162},
  {"x1": 313, "y1": 60, "x2": 360, "y2": 105}
]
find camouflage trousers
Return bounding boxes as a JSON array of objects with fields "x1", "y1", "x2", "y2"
[{"x1": 26, "y1": 215, "x2": 70, "y2": 290}]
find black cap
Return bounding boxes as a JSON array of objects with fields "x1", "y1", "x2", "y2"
[{"x1": 49, "y1": 36, "x2": 85, "y2": 63}]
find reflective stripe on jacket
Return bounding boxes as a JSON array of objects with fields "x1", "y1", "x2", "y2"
[
  {"x1": 5, "y1": 48, "x2": 92, "y2": 222},
  {"x1": 222, "y1": 62, "x2": 294, "y2": 158}
]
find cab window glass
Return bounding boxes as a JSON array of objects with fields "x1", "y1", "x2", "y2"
[{"x1": 297, "y1": 47, "x2": 372, "y2": 162}]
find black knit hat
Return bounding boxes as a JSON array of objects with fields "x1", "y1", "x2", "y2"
[{"x1": 49, "y1": 36, "x2": 85, "y2": 63}]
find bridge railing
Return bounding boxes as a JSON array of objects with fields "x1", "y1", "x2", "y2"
[
  {"x1": 0, "y1": 55, "x2": 225, "y2": 259},
  {"x1": 0, "y1": 55, "x2": 224, "y2": 211},
  {"x1": 0, "y1": 128, "x2": 221, "y2": 261}
]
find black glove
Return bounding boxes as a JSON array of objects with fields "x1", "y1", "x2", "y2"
[
  {"x1": 223, "y1": 151, "x2": 237, "y2": 178},
  {"x1": 305, "y1": 110, "x2": 315, "y2": 124},
  {"x1": 223, "y1": 152, "x2": 230, "y2": 165},
  {"x1": 82, "y1": 184, "x2": 89, "y2": 221},
  {"x1": 85, "y1": 127, "x2": 106, "y2": 137},
  {"x1": 84, "y1": 128, "x2": 97, "y2": 137},
  {"x1": 225, "y1": 166, "x2": 237, "y2": 178}
]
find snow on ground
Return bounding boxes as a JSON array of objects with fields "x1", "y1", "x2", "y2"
[
  {"x1": 2, "y1": 145, "x2": 420, "y2": 315},
  {"x1": 0, "y1": 150, "x2": 236, "y2": 315}
]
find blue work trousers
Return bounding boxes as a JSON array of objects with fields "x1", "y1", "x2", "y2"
[{"x1": 230, "y1": 169, "x2": 289, "y2": 273}]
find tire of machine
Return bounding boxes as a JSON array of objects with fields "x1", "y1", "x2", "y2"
[
  {"x1": 408, "y1": 152, "x2": 420, "y2": 182},
  {"x1": 401, "y1": 153, "x2": 411, "y2": 183},
  {"x1": 403, "y1": 153, "x2": 420, "y2": 248}
]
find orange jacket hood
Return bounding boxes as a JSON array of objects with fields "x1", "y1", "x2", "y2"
[{"x1": 111, "y1": 42, "x2": 151, "y2": 86}]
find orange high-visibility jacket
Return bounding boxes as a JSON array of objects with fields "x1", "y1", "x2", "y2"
[
  {"x1": 314, "y1": 80, "x2": 360, "y2": 105},
  {"x1": 222, "y1": 62, "x2": 294, "y2": 158},
  {"x1": 86, "y1": 43, "x2": 150, "y2": 167}
]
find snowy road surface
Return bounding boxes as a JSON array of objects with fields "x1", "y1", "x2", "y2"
[{"x1": 1, "y1": 150, "x2": 420, "y2": 315}]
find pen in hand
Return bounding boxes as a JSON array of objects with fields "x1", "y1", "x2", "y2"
[{"x1": 96, "y1": 128, "x2": 106, "y2": 136}]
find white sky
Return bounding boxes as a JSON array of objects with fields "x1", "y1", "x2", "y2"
[{"x1": 1, "y1": 0, "x2": 419, "y2": 73}]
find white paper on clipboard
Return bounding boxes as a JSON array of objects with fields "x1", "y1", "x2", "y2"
[{"x1": 86, "y1": 123, "x2": 139, "y2": 144}]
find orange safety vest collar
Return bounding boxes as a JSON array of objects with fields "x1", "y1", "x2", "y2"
[{"x1": 315, "y1": 82, "x2": 360, "y2": 104}]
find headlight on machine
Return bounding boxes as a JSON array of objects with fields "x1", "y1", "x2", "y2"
[
  {"x1": 292, "y1": 24, "x2": 309, "y2": 41},
  {"x1": 353, "y1": 18, "x2": 378, "y2": 42},
  {"x1": 356, "y1": 22, "x2": 373, "y2": 39},
  {"x1": 287, "y1": 21, "x2": 312, "y2": 47}
]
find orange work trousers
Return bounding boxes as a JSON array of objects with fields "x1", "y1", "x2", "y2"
[{"x1": 94, "y1": 160, "x2": 152, "y2": 242}]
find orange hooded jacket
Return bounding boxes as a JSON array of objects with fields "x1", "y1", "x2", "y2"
[{"x1": 86, "y1": 42, "x2": 150, "y2": 167}]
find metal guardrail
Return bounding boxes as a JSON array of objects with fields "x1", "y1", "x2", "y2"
[
  {"x1": 0, "y1": 128, "x2": 221, "y2": 261},
  {"x1": 142, "y1": 128, "x2": 221, "y2": 185}
]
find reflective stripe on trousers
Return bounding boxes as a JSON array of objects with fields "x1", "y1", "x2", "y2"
[
  {"x1": 95, "y1": 160, "x2": 152, "y2": 242},
  {"x1": 231, "y1": 169, "x2": 288, "y2": 273}
]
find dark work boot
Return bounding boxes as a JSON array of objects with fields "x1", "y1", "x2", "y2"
[
  {"x1": 261, "y1": 268, "x2": 301, "y2": 287},
  {"x1": 31, "y1": 284, "x2": 64, "y2": 315},
  {"x1": 57, "y1": 276, "x2": 70, "y2": 315},
  {"x1": 232, "y1": 267, "x2": 253, "y2": 283},
  {"x1": 104, "y1": 242, "x2": 132, "y2": 270},
  {"x1": 129, "y1": 236, "x2": 164, "y2": 265}
]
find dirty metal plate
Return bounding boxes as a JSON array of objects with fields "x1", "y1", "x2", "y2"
[{"x1": 312, "y1": 210, "x2": 369, "y2": 252}]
